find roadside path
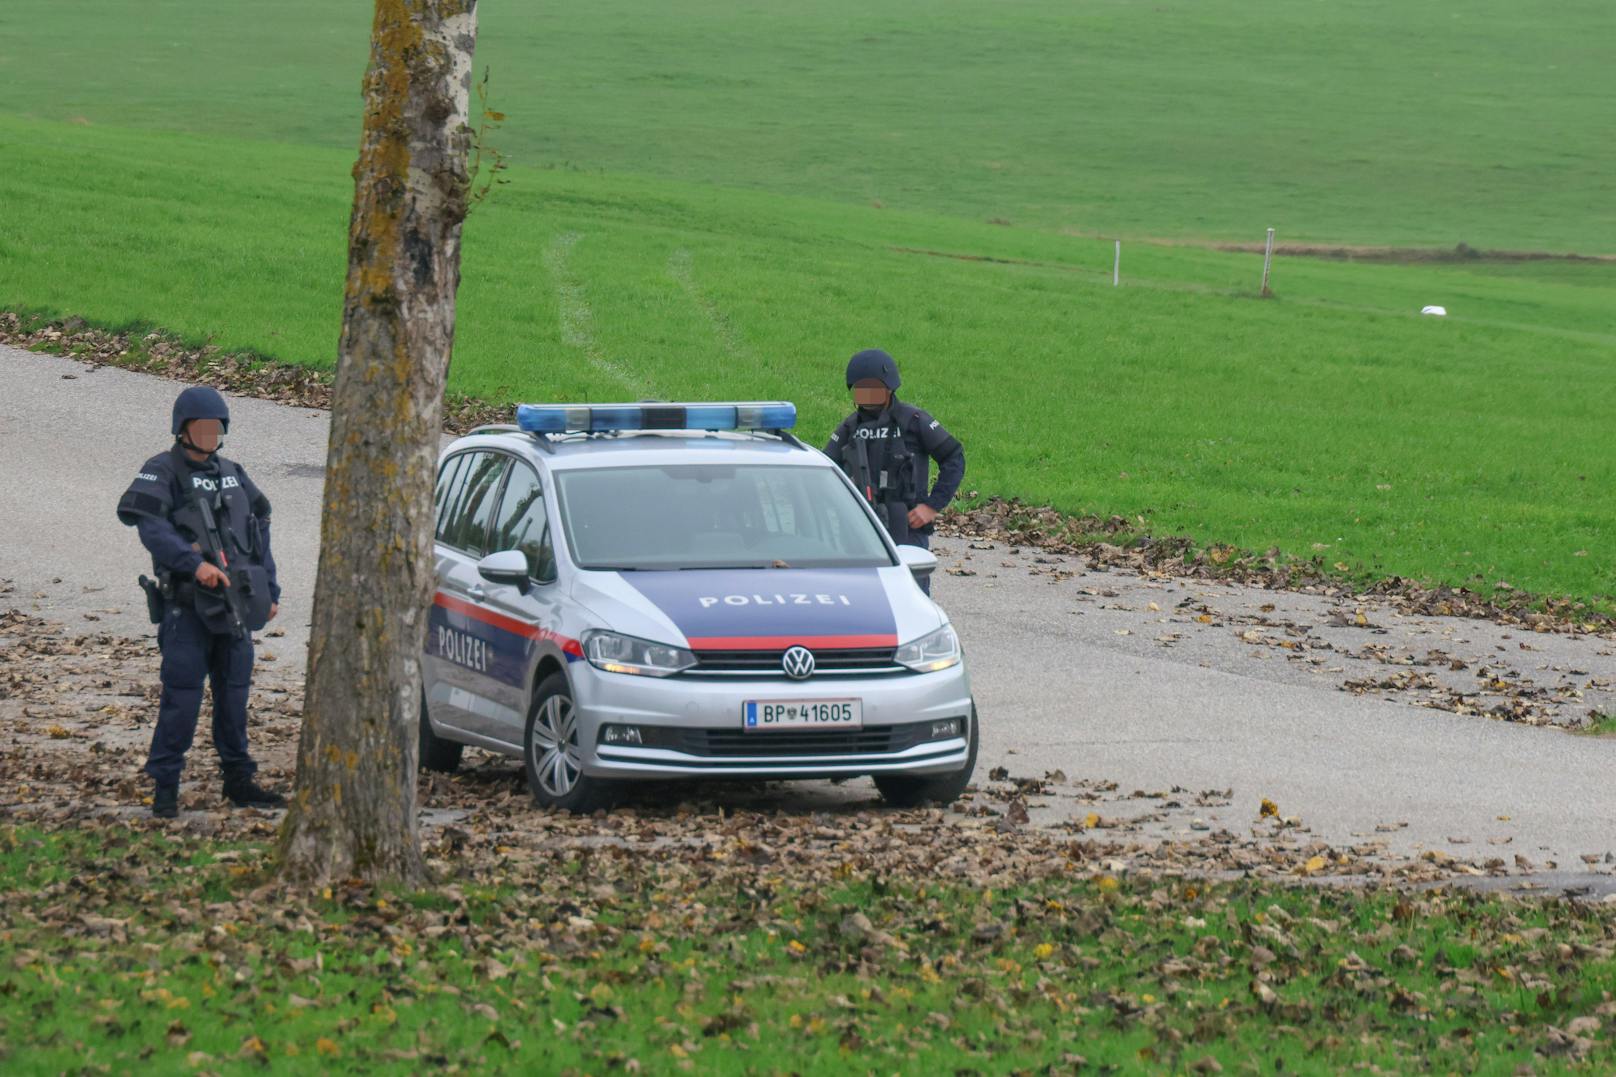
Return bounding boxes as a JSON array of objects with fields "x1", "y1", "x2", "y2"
[{"x1": 4, "y1": 344, "x2": 1613, "y2": 879}]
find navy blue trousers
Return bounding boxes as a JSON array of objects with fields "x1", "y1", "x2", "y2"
[
  {"x1": 144, "y1": 602, "x2": 257, "y2": 787},
  {"x1": 882, "y1": 502, "x2": 935, "y2": 594},
  {"x1": 908, "y1": 529, "x2": 933, "y2": 596}
]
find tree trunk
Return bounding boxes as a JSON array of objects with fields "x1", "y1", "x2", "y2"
[{"x1": 278, "y1": 0, "x2": 479, "y2": 886}]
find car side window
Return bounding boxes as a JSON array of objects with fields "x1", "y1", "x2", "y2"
[
  {"x1": 437, "y1": 452, "x2": 483, "y2": 545},
  {"x1": 433, "y1": 453, "x2": 469, "y2": 542},
  {"x1": 455, "y1": 449, "x2": 504, "y2": 553},
  {"x1": 491, "y1": 463, "x2": 556, "y2": 582},
  {"x1": 445, "y1": 452, "x2": 509, "y2": 555}
]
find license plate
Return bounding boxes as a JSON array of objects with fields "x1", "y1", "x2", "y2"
[{"x1": 743, "y1": 698, "x2": 862, "y2": 732}]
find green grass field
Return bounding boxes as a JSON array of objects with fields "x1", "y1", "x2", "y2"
[
  {"x1": 5, "y1": 824, "x2": 1615, "y2": 1073},
  {"x1": 0, "y1": 0, "x2": 1612, "y2": 601},
  {"x1": 6, "y1": 0, "x2": 1614, "y2": 248}
]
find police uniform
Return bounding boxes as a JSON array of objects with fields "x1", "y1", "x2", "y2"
[
  {"x1": 825, "y1": 349, "x2": 965, "y2": 594},
  {"x1": 115, "y1": 387, "x2": 284, "y2": 815}
]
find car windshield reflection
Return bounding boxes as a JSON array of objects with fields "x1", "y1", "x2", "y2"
[{"x1": 555, "y1": 464, "x2": 892, "y2": 571}]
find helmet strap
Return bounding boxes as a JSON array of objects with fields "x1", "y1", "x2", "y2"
[{"x1": 177, "y1": 432, "x2": 222, "y2": 461}]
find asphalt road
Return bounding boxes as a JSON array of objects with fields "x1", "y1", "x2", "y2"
[{"x1": 4, "y1": 344, "x2": 1615, "y2": 869}]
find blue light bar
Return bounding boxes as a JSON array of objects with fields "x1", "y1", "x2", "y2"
[{"x1": 515, "y1": 402, "x2": 796, "y2": 434}]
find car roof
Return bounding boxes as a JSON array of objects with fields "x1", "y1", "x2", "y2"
[{"x1": 444, "y1": 428, "x2": 831, "y2": 472}]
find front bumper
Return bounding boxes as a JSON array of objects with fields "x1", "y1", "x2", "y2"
[{"x1": 568, "y1": 661, "x2": 974, "y2": 779}]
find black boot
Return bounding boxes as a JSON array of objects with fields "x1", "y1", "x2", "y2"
[
  {"x1": 223, "y1": 775, "x2": 286, "y2": 809},
  {"x1": 152, "y1": 784, "x2": 179, "y2": 819}
]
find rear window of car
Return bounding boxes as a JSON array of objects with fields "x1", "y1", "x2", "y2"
[
  {"x1": 437, "y1": 451, "x2": 510, "y2": 555},
  {"x1": 433, "y1": 453, "x2": 469, "y2": 540}
]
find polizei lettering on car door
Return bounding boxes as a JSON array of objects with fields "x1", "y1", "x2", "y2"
[
  {"x1": 698, "y1": 593, "x2": 853, "y2": 608},
  {"x1": 427, "y1": 591, "x2": 586, "y2": 686},
  {"x1": 437, "y1": 625, "x2": 490, "y2": 673}
]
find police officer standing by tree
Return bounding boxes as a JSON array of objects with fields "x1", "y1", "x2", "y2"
[
  {"x1": 116, "y1": 387, "x2": 286, "y2": 818},
  {"x1": 825, "y1": 348, "x2": 965, "y2": 594}
]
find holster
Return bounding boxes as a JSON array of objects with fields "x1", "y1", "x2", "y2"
[{"x1": 137, "y1": 575, "x2": 165, "y2": 625}]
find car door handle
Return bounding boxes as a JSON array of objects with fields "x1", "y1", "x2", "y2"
[{"x1": 466, "y1": 585, "x2": 486, "y2": 602}]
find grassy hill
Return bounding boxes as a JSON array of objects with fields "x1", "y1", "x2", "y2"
[
  {"x1": 4, "y1": 0, "x2": 1613, "y2": 249},
  {"x1": 0, "y1": 1, "x2": 1611, "y2": 600}
]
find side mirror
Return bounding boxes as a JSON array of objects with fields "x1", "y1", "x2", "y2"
[
  {"x1": 477, "y1": 549, "x2": 531, "y2": 594},
  {"x1": 896, "y1": 544, "x2": 938, "y2": 580}
]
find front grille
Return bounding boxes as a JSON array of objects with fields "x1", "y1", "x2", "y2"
[
  {"x1": 688, "y1": 647, "x2": 901, "y2": 676},
  {"x1": 641, "y1": 722, "x2": 934, "y2": 758}
]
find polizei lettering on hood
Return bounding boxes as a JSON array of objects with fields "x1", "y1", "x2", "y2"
[
  {"x1": 698, "y1": 593, "x2": 854, "y2": 609},
  {"x1": 623, "y1": 568, "x2": 898, "y2": 647}
]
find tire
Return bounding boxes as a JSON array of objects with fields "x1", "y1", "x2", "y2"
[
  {"x1": 418, "y1": 691, "x2": 464, "y2": 774},
  {"x1": 523, "y1": 672, "x2": 616, "y2": 813},
  {"x1": 874, "y1": 706, "x2": 979, "y2": 808}
]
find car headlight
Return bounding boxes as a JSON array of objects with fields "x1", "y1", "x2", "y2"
[
  {"x1": 894, "y1": 623, "x2": 961, "y2": 673},
  {"x1": 582, "y1": 631, "x2": 697, "y2": 677}
]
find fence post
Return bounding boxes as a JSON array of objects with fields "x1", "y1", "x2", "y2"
[
  {"x1": 1260, "y1": 227, "x2": 1276, "y2": 297},
  {"x1": 1113, "y1": 240, "x2": 1121, "y2": 287}
]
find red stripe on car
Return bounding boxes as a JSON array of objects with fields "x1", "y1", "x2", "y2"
[{"x1": 433, "y1": 592, "x2": 584, "y2": 657}]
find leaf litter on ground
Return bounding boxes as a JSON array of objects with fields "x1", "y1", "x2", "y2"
[{"x1": 4, "y1": 603, "x2": 1616, "y2": 1071}]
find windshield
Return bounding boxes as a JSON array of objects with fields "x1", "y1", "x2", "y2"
[{"x1": 555, "y1": 464, "x2": 893, "y2": 571}]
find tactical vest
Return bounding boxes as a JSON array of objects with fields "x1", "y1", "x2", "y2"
[
  {"x1": 118, "y1": 449, "x2": 272, "y2": 632},
  {"x1": 172, "y1": 461, "x2": 260, "y2": 560},
  {"x1": 837, "y1": 404, "x2": 928, "y2": 539}
]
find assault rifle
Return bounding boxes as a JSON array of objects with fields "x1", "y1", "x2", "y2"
[
  {"x1": 851, "y1": 434, "x2": 907, "y2": 538},
  {"x1": 192, "y1": 494, "x2": 251, "y2": 639}
]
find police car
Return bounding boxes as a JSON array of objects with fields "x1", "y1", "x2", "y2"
[{"x1": 420, "y1": 401, "x2": 977, "y2": 813}]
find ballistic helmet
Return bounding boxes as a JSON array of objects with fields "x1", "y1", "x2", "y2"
[
  {"x1": 844, "y1": 348, "x2": 901, "y2": 391},
  {"x1": 171, "y1": 386, "x2": 231, "y2": 436}
]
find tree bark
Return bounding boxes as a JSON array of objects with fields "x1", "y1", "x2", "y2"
[{"x1": 278, "y1": 0, "x2": 479, "y2": 886}]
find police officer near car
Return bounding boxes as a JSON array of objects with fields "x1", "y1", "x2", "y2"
[
  {"x1": 115, "y1": 387, "x2": 286, "y2": 818},
  {"x1": 825, "y1": 348, "x2": 965, "y2": 594}
]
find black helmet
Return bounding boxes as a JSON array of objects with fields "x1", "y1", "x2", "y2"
[
  {"x1": 845, "y1": 348, "x2": 901, "y2": 391},
  {"x1": 171, "y1": 386, "x2": 231, "y2": 436}
]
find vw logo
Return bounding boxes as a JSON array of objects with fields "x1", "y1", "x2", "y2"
[{"x1": 781, "y1": 646, "x2": 816, "y2": 680}]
